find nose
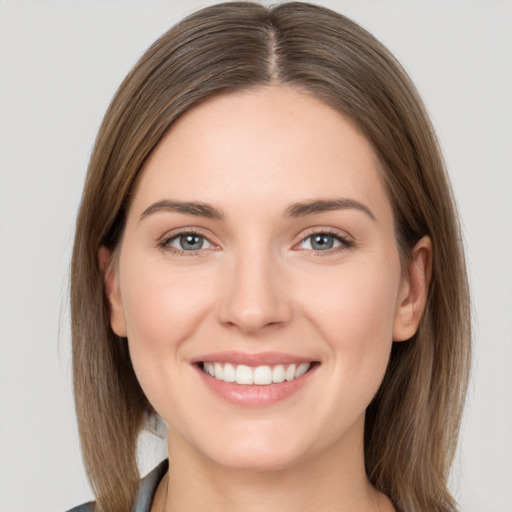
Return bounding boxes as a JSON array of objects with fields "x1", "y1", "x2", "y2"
[{"x1": 216, "y1": 249, "x2": 293, "y2": 335}]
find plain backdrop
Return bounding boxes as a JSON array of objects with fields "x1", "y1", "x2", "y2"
[{"x1": 0, "y1": 1, "x2": 511, "y2": 511}]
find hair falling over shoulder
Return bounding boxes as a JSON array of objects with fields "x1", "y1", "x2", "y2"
[{"x1": 70, "y1": 3, "x2": 471, "y2": 511}]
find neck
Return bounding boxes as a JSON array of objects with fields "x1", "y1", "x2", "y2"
[{"x1": 157, "y1": 415, "x2": 393, "y2": 512}]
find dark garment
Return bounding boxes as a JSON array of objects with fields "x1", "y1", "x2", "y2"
[{"x1": 66, "y1": 459, "x2": 168, "y2": 512}]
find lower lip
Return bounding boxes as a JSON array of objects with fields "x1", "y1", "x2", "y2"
[{"x1": 195, "y1": 364, "x2": 317, "y2": 407}]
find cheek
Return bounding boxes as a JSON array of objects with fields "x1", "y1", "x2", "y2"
[
  {"x1": 118, "y1": 257, "x2": 218, "y2": 404},
  {"x1": 304, "y1": 256, "x2": 399, "y2": 332},
  {"x1": 299, "y1": 253, "x2": 401, "y2": 386},
  {"x1": 121, "y1": 258, "x2": 215, "y2": 346}
]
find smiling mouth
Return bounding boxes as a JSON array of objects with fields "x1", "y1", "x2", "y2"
[{"x1": 200, "y1": 362, "x2": 314, "y2": 385}]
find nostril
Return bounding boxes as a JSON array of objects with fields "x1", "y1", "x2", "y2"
[
  {"x1": 218, "y1": 308, "x2": 290, "y2": 334},
  {"x1": 215, "y1": 268, "x2": 293, "y2": 333}
]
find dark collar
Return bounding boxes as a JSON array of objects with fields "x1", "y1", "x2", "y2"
[{"x1": 134, "y1": 459, "x2": 169, "y2": 512}]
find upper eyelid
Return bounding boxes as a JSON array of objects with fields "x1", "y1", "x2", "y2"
[
  {"x1": 297, "y1": 234, "x2": 351, "y2": 248},
  {"x1": 293, "y1": 228, "x2": 355, "y2": 254},
  {"x1": 297, "y1": 226, "x2": 353, "y2": 242},
  {"x1": 157, "y1": 226, "x2": 353, "y2": 249},
  {"x1": 159, "y1": 227, "x2": 216, "y2": 244},
  {"x1": 159, "y1": 230, "x2": 218, "y2": 256}
]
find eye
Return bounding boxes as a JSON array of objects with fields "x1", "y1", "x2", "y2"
[
  {"x1": 298, "y1": 232, "x2": 351, "y2": 252},
  {"x1": 163, "y1": 232, "x2": 214, "y2": 252}
]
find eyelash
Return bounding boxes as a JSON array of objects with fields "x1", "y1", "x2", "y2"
[
  {"x1": 158, "y1": 229, "x2": 215, "y2": 256},
  {"x1": 158, "y1": 229, "x2": 354, "y2": 256},
  {"x1": 296, "y1": 229, "x2": 354, "y2": 256}
]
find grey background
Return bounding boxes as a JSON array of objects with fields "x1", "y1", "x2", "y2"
[{"x1": 0, "y1": 1, "x2": 511, "y2": 510}]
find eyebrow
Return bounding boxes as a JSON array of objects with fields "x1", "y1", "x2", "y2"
[
  {"x1": 139, "y1": 200, "x2": 224, "y2": 221},
  {"x1": 139, "y1": 197, "x2": 375, "y2": 222},
  {"x1": 285, "y1": 198, "x2": 376, "y2": 221}
]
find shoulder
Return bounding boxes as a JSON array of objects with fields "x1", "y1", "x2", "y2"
[
  {"x1": 65, "y1": 504, "x2": 95, "y2": 512},
  {"x1": 65, "y1": 459, "x2": 168, "y2": 512}
]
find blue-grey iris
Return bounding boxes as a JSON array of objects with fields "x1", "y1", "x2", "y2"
[
  {"x1": 311, "y1": 234, "x2": 334, "y2": 250},
  {"x1": 180, "y1": 234, "x2": 204, "y2": 250}
]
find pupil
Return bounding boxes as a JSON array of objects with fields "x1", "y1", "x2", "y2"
[
  {"x1": 180, "y1": 234, "x2": 203, "y2": 250},
  {"x1": 312, "y1": 234, "x2": 333, "y2": 250}
]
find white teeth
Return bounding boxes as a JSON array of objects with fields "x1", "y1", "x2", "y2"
[
  {"x1": 236, "y1": 364, "x2": 253, "y2": 385},
  {"x1": 202, "y1": 362, "x2": 311, "y2": 385},
  {"x1": 296, "y1": 362, "x2": 310, "y2": 378},
  {"x1": 214, "y1": 362, "x2": 223, "y2": 380},
  {"x1": 223, "y1": 363, "x2": 236, "y2": 382},
  {"x1": 253, "y1": 365, "x2": 272, "y2": 385},
  {"x1": 272, "y1": 364, "x2": 285, "y2": 383},
  {"x1": 285, "y1": 364, "x2": 296, "y2": 381}
]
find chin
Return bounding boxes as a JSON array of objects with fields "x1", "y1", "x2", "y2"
[
  {"x1": 206, "y1": 443, "x2": 307, "y2": 473},
  {"x1": 187, "y1": 421, "x2": 325, "y2": 474}
]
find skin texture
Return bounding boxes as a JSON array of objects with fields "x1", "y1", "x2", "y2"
[{"x1": 102, "y1": 86, "x2": 430, "y2": 512}]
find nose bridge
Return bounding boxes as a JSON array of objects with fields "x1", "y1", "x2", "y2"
[{"x1": 217, "y1": 240, "x2": 291, "y2": 334}]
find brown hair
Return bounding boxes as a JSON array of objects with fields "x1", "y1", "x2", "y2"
[{"x1": 71, "y1": 2, "x2": 471, "y2": 511}]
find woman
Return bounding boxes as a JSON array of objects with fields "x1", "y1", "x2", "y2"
[{"x1": 69, "y1": 2, "x2": 471, "y2": 511}]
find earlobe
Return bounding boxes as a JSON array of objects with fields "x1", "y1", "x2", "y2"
[
  {"x1": 98, "y1": 246, "x2": 127, "y2": 337},
  {"x1": 393, "y1": 235, "x2": 432, "y2": 342}
]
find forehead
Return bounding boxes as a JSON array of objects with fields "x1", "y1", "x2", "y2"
[{"x1": 130, "y1": 86, "x2": 392, "y2": 223}]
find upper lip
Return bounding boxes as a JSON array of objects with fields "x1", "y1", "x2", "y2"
[{"x1": 191, "y1": 351, "x2": 316, "y2": 366}]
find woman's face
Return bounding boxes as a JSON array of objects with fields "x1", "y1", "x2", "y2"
[{"x1": 106, "y1": 86, "x2": 417, "y2": 471}]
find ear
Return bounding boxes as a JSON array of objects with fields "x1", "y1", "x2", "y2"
[
  {"x1": 393, "y1": 235, "x2": 432, "y2": 342},
  {"x1": 98, "y1": 246, "x2": 127, "y2": 337}
]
